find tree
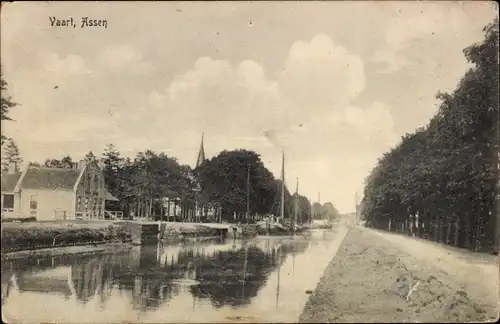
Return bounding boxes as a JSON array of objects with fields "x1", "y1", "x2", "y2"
[
  {"x1": 1, "y1": 69, "x2": 18, "y2": 145},
  {"x1": 101, "y1": 146, "x2": 195, "y2": 219},
  {"x1": 101, "y1": 144, "x2": 124, "y2": 196},
  {"x1": 361, "y1": 17, "x2": 498, "y2": 252},
  {"x1": 84, "y1": 150, "x2": 99, "y2": 168},
  {"x1": 43, "y1": 155, "x2": 74, "y2": 168},
  {"x1": 1, "y1": 138, "x2": 22, "y2": 171},
  {"x1": 294, "y1": 194, "x2": 312, "y2": 224},
  {"x1": 311, "y1": 202, "x2": 322, "y2": 220},
  {"x1": 196, "y1": 149, "x2": 281, "y2": 221},
  {"x1": 321, "y1": 202, "x2": 340, "y2": 222}
]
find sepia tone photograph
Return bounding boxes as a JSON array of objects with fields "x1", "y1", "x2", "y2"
[{"x1": 0, "y1": 1, "x2": 499, "y2": 323}]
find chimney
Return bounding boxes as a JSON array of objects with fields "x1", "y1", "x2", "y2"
[
  {"x1": 7, "y1": 161, "x2": 17, "y2": 173},
  {"x1": 78, "y1": 160, "x2": 87, "y2": 170}
]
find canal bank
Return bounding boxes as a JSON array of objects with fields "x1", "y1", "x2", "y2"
[
  {"x1": 2, "y1": 242, "x2": 133, "y2": 261},
  {"x1": 1, "y1": 221, "x2": 250, "y2": 256},
  {"x1": 299, "y1": 227, "x2": 496, "y2": 323},
  {"x1": 1, "y1": 221, "x2": 132, "y2": 255}
]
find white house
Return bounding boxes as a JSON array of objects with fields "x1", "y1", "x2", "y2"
[{"x1": 1, "y1": 161, "x2": 118, "y2": 221}]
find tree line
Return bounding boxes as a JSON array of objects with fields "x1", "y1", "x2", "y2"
[
  {"x1": 361, "y1": 18, "x2": 499, "y2": 252},
  {"x1": 20, "y1": 145, "x2": 340, "y2": 224}
]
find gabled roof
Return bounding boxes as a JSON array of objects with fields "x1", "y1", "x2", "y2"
[
  {"x1": 20, "y1": 167, "x2": 83, "y2": 191},
  {"x1": 1, "y1": 171, "x2": 22, "y2": 192},
  {"x1": 2, "y1": 166, "x2": 119, "y2": 200}
]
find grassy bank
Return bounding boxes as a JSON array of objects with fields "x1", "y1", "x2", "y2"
[
  {"x1": 2, "y1": 242, "x2": 132, "y2": 260},
  {"x1": 1, "y1": 221, "x2": 132, "y2": 253},
  {"x1": 300, "y1": 228, "x2": 495, "y2": 323}
]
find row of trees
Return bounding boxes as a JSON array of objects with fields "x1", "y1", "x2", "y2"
[
  {"x1": 361, "y1": 18, "x2": 499, "y2": 252},
  {"x1": 26, "y1": 145, "x2": 340, "y2": 224},
  {"x1": 27, "y1": 146, "x2": 197, "y2": 221},
  {"x1": 194, "y1": 149, "x2": 332, "y2": 223}
]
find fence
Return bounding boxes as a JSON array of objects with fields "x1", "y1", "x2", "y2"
[{"x1": 53, "y1": 210, "x2": 123, "y2": 221}]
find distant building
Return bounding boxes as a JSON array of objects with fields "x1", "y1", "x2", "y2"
[
  {"x1": 1, "y1": 160, "x2": 118, "y2": 221},
  {"x1": 193, "y1": 133, "x2": 217, "y2": 220},
  {"x1": 195, "y1": 132, "x2": 206, "y2": 169}
]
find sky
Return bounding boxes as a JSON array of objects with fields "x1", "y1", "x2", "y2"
[{"x1": 1, "y1": 1, "x2": 497, "y2": 213}]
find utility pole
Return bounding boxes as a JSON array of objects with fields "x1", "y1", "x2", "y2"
[
  {"x1": 280, "y1": 150, "x2": 285, "y2": 221},
  {"x1": 246, "y1": 165, "x2": 250, "y2": 224},
  {"x1": 293, "y1": 177, "x2": 299, "y2": 235}
]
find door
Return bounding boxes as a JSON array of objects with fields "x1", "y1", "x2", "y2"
[{"x1": 29, "y1": 194, "x2": 38, "y2": 218}]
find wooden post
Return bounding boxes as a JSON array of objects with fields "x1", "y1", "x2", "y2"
[
  {"x1": 173, "y1": 200, "x2": 177, "y2": 222},
  {"x1": 446, "y1": 219, "x2": 452, "y2": 245},
  {"x1": 166, "y1": 198, "x2": 171, "y2": 221},
  {"x1": 150, "y1": 198, "x2": 153, "y2": 219},
  {"x1": 138, "y1": 198, "x2": 141, "y2": 218},
  {"x1": 454, "y1": 218, "x2": 460, "y2": 247},
  {"x1": 475, "y1": 211, "x2": 482, "y2": 252}
]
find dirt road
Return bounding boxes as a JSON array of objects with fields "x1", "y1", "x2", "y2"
[{"x1": 300, "y1": 227, "x2": 499, "y2": 323}]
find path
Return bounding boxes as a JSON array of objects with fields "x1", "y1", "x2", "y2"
[
  {"x1": 300, "y1": 227, "x2": 499, "y2": 323},
  {"x1": 364, "y1": 226, "x2": 499, "y2": 314}
]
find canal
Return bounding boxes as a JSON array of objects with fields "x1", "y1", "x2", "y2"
[{"x1": 2, "y1": 228, "x2": 348, "y2": 323}]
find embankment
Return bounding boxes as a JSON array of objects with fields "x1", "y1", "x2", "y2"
[
  {"x1": 1, "y1": 221, "x2": 132, "y2": 255},
  {"x1": 300, "y1": 227, "x2": 497, "y2": 323},
  {"x1": 2, "y1": 242, "x2": 132, "y2": 261},
  {"x1": 160, "y1": 222, "x2": 257, "y2": 241},
  {"x1": 162, "y1": 223, "x2": 223, "y2": 242}
]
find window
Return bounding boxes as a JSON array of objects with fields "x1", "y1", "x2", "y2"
[
  {"x1": 77, "y1": 196, "x2": 81, "y2": 210},
  {"x1": 30, "y1": 195, "x2": 38, "y2": 210},
  {"x1": 85, "y1": 197, "x2": 89, "y2": 210},
  {"x1": 93, "y1": 198, "x2": 97, "y2": 210},
  {"x1": 86, "y1": 174, "x2": 91, "y2": 192},
  {"x1": 94, "y1": 175, "x2": 99, "y2": 189},
  {"x1": 3, "y1": 194, "x2": 14, "y2": 209}
]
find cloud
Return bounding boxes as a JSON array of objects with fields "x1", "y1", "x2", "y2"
[
  {"x1": 279, "y1": 34, "x2": 366, "y2": 120},
  {"x1": 44, "y1": 53, "x2": 91, "y2": 78},
  {"x1": 5, "y1": 32, "x2": 396, "y2": 213},
  {"x1": 371, "y1": 3, "x2": 473, "y2": 74},
  {"x1": 137, "y1": 35, "x2": 396, "y2": 213},
  {"x1": 156, "y1": 56, "x2": 282, "y2": 138},
  {"x1": 98, "y1": 44, "x2": 154, "y2": 73}
]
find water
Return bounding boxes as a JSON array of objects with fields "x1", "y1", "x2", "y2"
[{"x1": 2, "y1": 228, "x2": 348, "y2": 323}]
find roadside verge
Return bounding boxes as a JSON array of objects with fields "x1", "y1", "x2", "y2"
[{"x1": 300, "y1": 227, "x2": 497, "y2": 323}]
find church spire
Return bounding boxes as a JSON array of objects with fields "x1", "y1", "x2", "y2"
[{"x1": 195, "y1": 132, "x2": 206, "y2": 168}]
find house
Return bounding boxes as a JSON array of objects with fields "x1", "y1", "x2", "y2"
[{"x1": 1, "y1": 160, "x2": 119, "y2": 221}]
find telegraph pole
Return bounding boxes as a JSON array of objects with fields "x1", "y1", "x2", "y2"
[{"x1": 246, "y1": 165, "x2": 250, "y2": 224}]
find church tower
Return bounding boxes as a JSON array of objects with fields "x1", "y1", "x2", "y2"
[{"x1": 195, "y1": 132, "x2": 206, "y2": 168}]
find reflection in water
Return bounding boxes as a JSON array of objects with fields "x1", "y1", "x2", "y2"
[{"x1": 2, "y1": 230, "x2": 340, "y2": 323}]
